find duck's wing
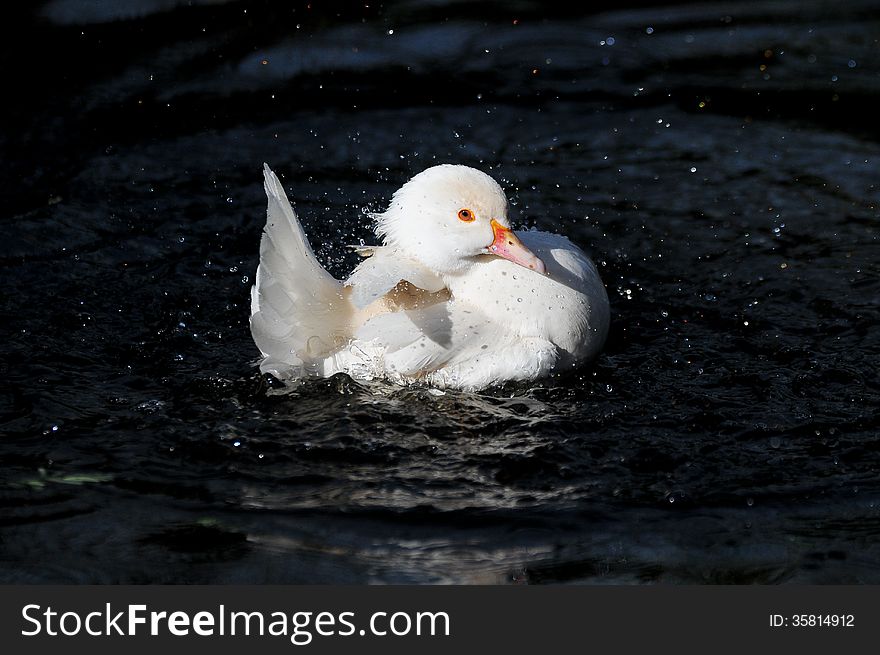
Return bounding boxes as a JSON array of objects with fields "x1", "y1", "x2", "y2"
[
  {"x1": 250, "y1": 165, "x2": 351, "y2": 374},
  {"x1": 349, "y1": 301, "x2": 558, "y2": 387},
  {"x1": 353, "y1": 301, "x2": 497, "y2": 374},
  {"x1": 344, "y1": 247, "x2": 446, "y2": 309}
]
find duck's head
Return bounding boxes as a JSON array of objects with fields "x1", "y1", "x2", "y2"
[{"x1": 374, "y1": 164, "x2": 546, "y2": 277}]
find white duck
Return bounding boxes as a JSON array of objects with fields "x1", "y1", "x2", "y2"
[{"x1": 250, "y1": 164, "x2": 609, "y2": 391}]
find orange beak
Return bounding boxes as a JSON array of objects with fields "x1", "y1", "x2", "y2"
[{"x1": 487, "y1": 219, "x2": 547, "y2": 274}]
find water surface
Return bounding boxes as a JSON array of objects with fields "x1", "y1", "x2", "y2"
[{"x1": 2, "y1": 0, "x2": 879, "y2": 583}]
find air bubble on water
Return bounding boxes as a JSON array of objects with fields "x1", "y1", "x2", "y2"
[
  {"x1": 646, "y1": 26, "x2": 654, "y2": 34},
  {"x1": 258, "y1": 453, "x2": 264, "y2": 459},
  {"x1": 690, "y1": 166, "x2": 697, "y2": 173},
  {"x1": 241, "y1": 275, "x2": 249, "y2": 284},
  {"x1": 137, "y1": 399, "x2": 165, "y2": 412},
  {"x1": 848, "y1": 59, "x2": 856, "y2": 68},
  {"x1": 517, "y1": 297, "x2": 523, "y2": 302},
  {"x1": 233, "y1": 440, "x2": 241, "y2": 447},
  {"x1": 747, "y1": 497, "x2": 754, "y2": 507}
]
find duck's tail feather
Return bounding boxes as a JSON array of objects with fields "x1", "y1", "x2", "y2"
[{"x1": 250, "y1": 164, "x2": 352, "y2": 377}]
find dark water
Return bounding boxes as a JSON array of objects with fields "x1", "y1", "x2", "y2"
[{"x1": 2, "y1": 0, "x2": 880, "y2": 583}]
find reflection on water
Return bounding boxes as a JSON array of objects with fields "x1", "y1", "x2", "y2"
[{"x1": 1, "y1": 0, "x2": 879, "y2": 583}]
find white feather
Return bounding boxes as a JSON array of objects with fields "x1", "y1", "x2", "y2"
[
  {"x1": 322, "y1": 301, "x2": 558, "y2": 390},
  {"x1": 249, "y1": 164, "x2": 352, "y2": 376},
  {"x1": 345, "y1": 247, "x2": 446, "y2": 309}
]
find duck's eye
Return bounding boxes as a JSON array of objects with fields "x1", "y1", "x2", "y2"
[{"x1": 458, "y1": 208, "x2": 475, "y2": 222}]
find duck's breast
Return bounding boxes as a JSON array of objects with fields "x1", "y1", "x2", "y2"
[{"x1": 450, "y1": 231, "x2": 609, "y2": 363}]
